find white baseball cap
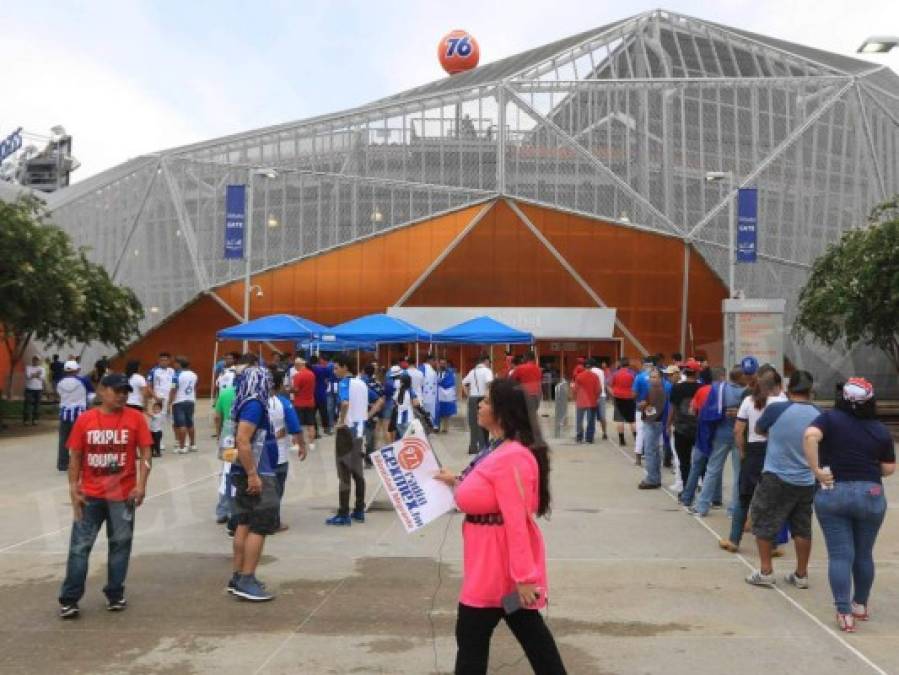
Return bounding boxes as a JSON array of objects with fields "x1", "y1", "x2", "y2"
[{"x1": 64, "y1": 360, "x2": 80, "y2": 372}]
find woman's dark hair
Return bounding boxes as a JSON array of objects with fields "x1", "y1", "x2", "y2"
[
  {"x1": 398, "y1": 373, "x2": 412, "y2": 405},
  {"x1": 752, "y1": 370, "x2": 782, "y2": 410},
  {"x1": 269, "y1": 366, "x2": 284, "y2": 390},
  {"x1": 486, "y1": 378, "x2": 551, "y2": 517},
  {"x1": 834, "y1": 385, "x2": 878, "y2": 420},
  {"x1": 125, "y1": 360, "x2": 140, "y2": 377}
]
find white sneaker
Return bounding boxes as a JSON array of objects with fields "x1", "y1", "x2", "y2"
[
  {"x1": 669, "y1": 481, "x2": 683, "y2": 492},
  {"x1": 189, "y1": 445, "x2": 198, "y2": 453},
  {"x1": 175, "y1": 447, "x2": 186, "y2": 455},
  {"x1": 784, "y1": 572, "x2": 809, "y2": 589},
  {"x1": 745, "y1": 570, "x2": 776, "y2": 587},
  {"x1": 309, "y1": 443, "x2": 316, "y2": 452}
]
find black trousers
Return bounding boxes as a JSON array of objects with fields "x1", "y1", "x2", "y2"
[
  {"x1": 455, "y1": 603, "x2": 566, "y2": 675},
  {"x1": 335, "y1": 427, "x2": 365, "y2": 516},
  {"x1": 673, "y1": 431, "x2": 695, "y2": 487},
  {"x1": 315, "y1": 397, "x2": 330, "y2": 433},
  {"x1": 23, "y1": 389, "x2": 42, "y2": 423}
]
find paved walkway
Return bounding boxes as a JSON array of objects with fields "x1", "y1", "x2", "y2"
[{"x1": 0, "y1": 403, "x2": 897, "y2": 674}]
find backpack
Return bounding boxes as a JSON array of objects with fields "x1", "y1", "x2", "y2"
[{"x1": 674, "y1": 390, "x2": 698, "y2": 437}]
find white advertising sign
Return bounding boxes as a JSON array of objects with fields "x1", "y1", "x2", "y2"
[{"x1": 371, "y1": 421, "x2": 455, "y2": 532}]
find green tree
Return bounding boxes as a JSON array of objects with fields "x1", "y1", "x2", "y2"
[
  {"x1": 0, "y1": 196, "x2": 144, "y2": 397},
  {"x1": 794, "y1": 196, "x2": 899, "y2": 375}
]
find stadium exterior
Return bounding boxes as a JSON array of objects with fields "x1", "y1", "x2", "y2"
[{"x1": 31, "y1": 9, "x2": 899, "y2": 392}]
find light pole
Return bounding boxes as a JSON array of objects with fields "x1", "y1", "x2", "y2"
[
  {"x1": 857, "y1": 36, "x2": 899, "y2": 53},
  {"x1": 243, "y1": 167, "x2": 278, "y2": 351},
  {"x1": 705, "y1": 171, "x2": 735, "y2": 298}
]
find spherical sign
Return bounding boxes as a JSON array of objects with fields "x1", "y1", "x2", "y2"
[{"x1": 438, "y1": 30, "x2": 480, "y2": 75}]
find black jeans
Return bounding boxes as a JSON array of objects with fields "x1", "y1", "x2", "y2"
[
  {"x1": 58, "y1": 419, "x2": 75, "y2": 470},
  {"x1": 455, "y1": 603, "x2": 566, "y2": 675},
  {"x1": 335, "y1": 427, "x2": 365, "y2": 516},
  {"x1": 23, "y1": 389, "x2": 41, "y2": 423},
  {"x1": 274, "y1": 461, "x2": 289, "y2": 527},
  {"x1": 315, "y1": 396, "x2": 331, "y2": 433},
  {"x1": 673, "y1": 431, "x2": 695, "y2": 487}
]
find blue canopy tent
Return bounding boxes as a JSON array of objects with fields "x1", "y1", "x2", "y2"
[
  {"x1": 325, "y1": 313, "x2": 431, "y2": 344},
  {"x1": 298, "y1": 338, "x2": 377, "y2": 353},
  {"x1": 216, "y1": 314, "x2": 327, "y2": 341},
  {"x1": 324, "y1": 313, "x2": 432, "y2": 368},
  {"x1": 432, "y1": 316, "x2": 533, "y2": 344}
]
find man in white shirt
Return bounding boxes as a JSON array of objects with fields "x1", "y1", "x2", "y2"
[
  {"x1": 462, "y1": 354, "x2": 494, "y2": 454},
  {"x1": 172, "y1": 356, "x2": 199, "y2": 453},
  {"x1": 590, "y1": 361, "x2": 608, "y2": 441},
  {"x1": 147, "y1": 352, "x2": 176, "y2": 452},
  {"x1": 419, "y1": 354, "x2": 439, "y2": 426},
  {"x1": 56, "y1": 361, "x2": 94, "y2": 471},
  {"x1": 326, "y1": 355, "x2": 370, "y2": 526},
  {"x1": 405, "y1": 359, "x2": 424, "y2": 400},
  {"x1": 24, "y1": 355, "x2": 46, "y2": 425}
]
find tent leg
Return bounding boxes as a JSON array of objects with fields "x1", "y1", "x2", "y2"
[
  {"x1": 211, "y1": 341, "x2": 220, "y2": 400},
  {"x1": 356, "y1": 350, "x2": 361, "y2": 373},
  {"x1": 416, "y1": 343, "x2": 420, "y2": 364}
]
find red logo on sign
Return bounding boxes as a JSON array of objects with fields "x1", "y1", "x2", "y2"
[{"x1": 398, "y1": 438, "x2": 427, "y2": 471}]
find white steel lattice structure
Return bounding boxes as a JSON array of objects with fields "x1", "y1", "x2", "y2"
[{"x1": 46, "y1": 9, "x2": 899, "y2": 391}]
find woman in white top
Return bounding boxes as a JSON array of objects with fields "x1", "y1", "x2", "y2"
[
  {"x1": 720, "y1": 368, "x2": 787, "y2": 552},
  {"x1": 393, "y1": 373, "x2": 420, "y2": 439},
  {"x1": 124, "y1": 360, "x2": 148, "y2": 412}
]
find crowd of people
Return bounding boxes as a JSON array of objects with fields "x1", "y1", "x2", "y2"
[
  {"x1": 585, "y1": 353, "x2": 895, "y2": 634},
  {"x1": 36, "y1": 341, "x2": 894, "y2": 668}
]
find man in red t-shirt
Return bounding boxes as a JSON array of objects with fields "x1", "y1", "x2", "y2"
[
  {"x1": 573, "y1": 360, "x2": 600, "y2": 443},
  {"x1": 58, "y1": 374, "x2": 153, "y2": 619},
  {"x1": 609, "y1": 357, "x2": 637, "y2": 447},
  {"x1": 291, "y1": 357, "x2": 317, "y2": 449},
  {"x1": 510, "y1": 351, "x2": 543, "y2": 420}
]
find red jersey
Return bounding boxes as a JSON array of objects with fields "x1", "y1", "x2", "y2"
[
  {"x1": 292, "y1": 368, "x2": 316, "y2": 408},
  {"x1": 574, "y1": 369, "x2": 600, "y2": 408},
  {"x1": 511, "y1": 362, "x2": 542, "y2": 397},
  {"x1": 67, "y1": 407, "x2": 152, "y2": 501},
  {"x1": 610, "y1": 368, "x2": 636, "y2": 399}
]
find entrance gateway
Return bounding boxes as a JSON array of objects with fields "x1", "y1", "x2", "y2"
[{"x1": 387, "y1": 307, "x2": 621, "y2": 377}]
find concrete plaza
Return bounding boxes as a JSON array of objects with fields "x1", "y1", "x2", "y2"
[{"x1": 0, "y1": 402, "x2": 897, "y2": 675}]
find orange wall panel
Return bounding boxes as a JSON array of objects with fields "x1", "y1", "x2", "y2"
[{"x1": 114, "y1": 204, "x2": 486, "y2": 393}]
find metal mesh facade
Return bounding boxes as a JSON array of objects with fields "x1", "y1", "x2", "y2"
[{"x1": 47, "y1": 10, "x2": 899, "y2": 390}]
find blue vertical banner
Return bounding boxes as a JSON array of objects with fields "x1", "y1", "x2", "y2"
[
  {"x1": 736, "y1": 188, "x2": 758, "y2": 263},
  {"x1": 224, "y1": 184, "x2": 246, "y2": 259}
]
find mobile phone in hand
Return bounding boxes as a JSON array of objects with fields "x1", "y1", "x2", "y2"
[{"x1": 502, "y1": 591, "x2": 522, "y2": 615}]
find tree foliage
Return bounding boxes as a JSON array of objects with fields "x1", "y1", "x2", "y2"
[
  {"x1": 793, "y1": 196, "x2": 899, "y2": 374},
  {"x1": 0, "y1": 196, "x2": 144, "y2": 395}
]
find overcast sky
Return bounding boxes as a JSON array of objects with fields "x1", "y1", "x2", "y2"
[{"x1": 2, "y1": 0, "x2": 897, "y2": 181}]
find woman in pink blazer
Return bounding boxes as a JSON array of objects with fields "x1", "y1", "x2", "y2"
[{"x1": 436, "y1": 378, "x2": 566, "y2": 674}]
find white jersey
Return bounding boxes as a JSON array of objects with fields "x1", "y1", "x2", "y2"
[
  {"x1": 590, "y1": 368, "x2": 606, "y2": 402},
  {"x1": 25, "y1": 366, "x2": 45, "y2": 391},
  {"x1": 147, "y1": 366, "x2": 176, "y2": 402},
  {"x1": 737, "y1": 392, "x2": 788, "y2": 443},
  {"x1": 126, "y1": 373, "x2": 147, "y2": 407},
  {"x1": 396, "y1": 387, "x2": 416, "y2": 428},
  {"x1": 347, "y1": 376, "x2": 369, "y2": 437},
  {"x1": 149, "y1": 412, "x2": 165, "y2": 433},
  {"x1": 216, "y1": 368, "x2": 236, "y2": 391},
  {"x1": 420, "y1": 363, "x2": 439, "y2": 418},
  {"x1": 57, "y1": 375, "x2": 92, "y2": 422},
  {"x1": 406, "y1": 366, "x2": 424, "y2": 399},
  {"x1": 174, "y1": 370, "x2": 198, "y2": 404},
  {"x1": 267, "y1": 395, "x2": 291, "y2": 465},
  {"x1": 462, "y1": 364, "x2": 494, "y2": 397}
]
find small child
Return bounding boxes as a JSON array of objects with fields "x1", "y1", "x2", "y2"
[{"x1": 149, "y1": 402, "x2": 165, "y2": 458}]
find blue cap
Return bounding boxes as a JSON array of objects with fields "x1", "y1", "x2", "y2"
[{"x1": 740, "y1": 356, "x2": 759, "y2": 376}]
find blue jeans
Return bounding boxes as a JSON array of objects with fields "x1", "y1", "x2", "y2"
[
  {"x1": 641, "y1": 421, "x2": 663, "y2": 485},
  {"x1": 575, "y1": 407, "x2": 596, "y2": 442},
  {"x1": 59, "y1": 498, "x2": 134, "y2": 604},
  {"x1": 815, "y1": 481, "x2": 887, "y2": 614},
  {"x1": 680, "y1": 448, "x2": 710, "y2": 506},
  {"x1": 695, "y1": 432, "x2": 737, "y2": 515}
]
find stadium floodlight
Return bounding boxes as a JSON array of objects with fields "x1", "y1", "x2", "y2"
[
  {"x1": 243, "y1": 167, "x2": 278, "y2": 349},
  {"x1": 857, "y1": 36, "x2": 899, "y2": 53},
  {"x1": 705, "y1": 171, "x2": 737, "y2": 298}
]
